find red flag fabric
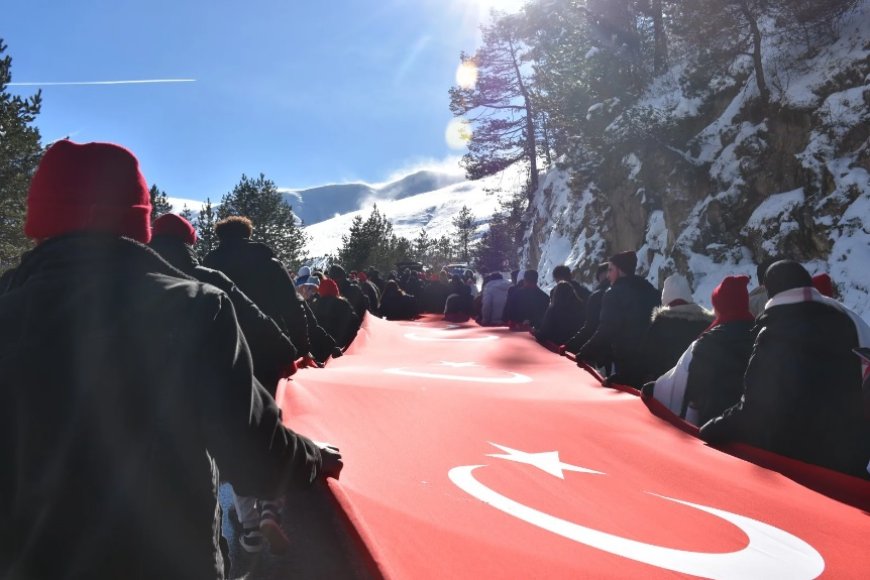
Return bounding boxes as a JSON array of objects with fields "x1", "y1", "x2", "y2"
[{"x1": 277, "y1": 314, "x2": 870, "y2": 579}]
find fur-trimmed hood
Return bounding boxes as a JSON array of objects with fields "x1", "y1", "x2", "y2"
[{"x1": 651, "y1": 302, "x2": 714, "y2": 323}]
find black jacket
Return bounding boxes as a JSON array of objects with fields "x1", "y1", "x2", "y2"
[
  {"x1": 301, "y1": 299, "x2": 339, "y2": 363},
  {"x1": 550, "y1": 280, "x2": 590, "y2": 302},
  {"x1": 204, "y1": 238, "x2": 310, "y2": 353},
  {"x1": 380, "y1": 291, "x2": 419, "y2": 321},
  {"x1": 700, "y1": 301, "x2": 869, "y2": 477},
  {"x1": 338, "y1": 278, "x2": 368, "y2": 322},
  {"x1": 565, "y1": 280, "x2": 610, "y2": 356},
  {"x1": 506, "y1": 285, "x2": 550, "y2": 328},
  {"x1": 360, "y1": 280, "x2": 381, "y2": 314},
  {"x1": 535, "y1": 301, "x2": 586, "y2": 346},
  {"x1": 642, "y1": 304, "x2": 713, "y2": 381},
  {"x1": 682, "y1": 320, "x2": 754, "y2": 425},
  {"x1": 150, "y1": 235, "x2": 295, "y2": 395},
  {"x1": 578, "y1": 275, "x2": 661, "y2": 386},
  {"x1": 0, "y1": 235, "x2": 322, "y2": 580},
  {"x1": 312, "y1": 295, "x2": 359, "y2": 350}
]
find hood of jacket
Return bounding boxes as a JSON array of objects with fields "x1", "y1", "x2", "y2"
[{"x1": 651, "y1": 302, "x2": 714, "y2": 323}]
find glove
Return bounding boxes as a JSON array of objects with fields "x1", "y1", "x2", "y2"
[
  {"x1": 281, "y1": 360, "x2": 298, "y2": 378},
  {"x1": 314, "y1": 441, "x2": 343, "y2": 479}
]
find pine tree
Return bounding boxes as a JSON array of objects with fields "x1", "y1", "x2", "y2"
[
  {"x1": 337, "y1": 215, "x2": 369, "y2": 271},
  {"x1": 449, "y1": 14, "x2": 541, "y2": 198},
  {"x1": 474, "y1": 194, "x2": 523, "y2": 273},
  {"x1": 219, "y1": 173, "x2": 308, "y2": 266},
  {"x1": 149, "y1": 184, "x2": 173, "y2": 222},
  {"x1": 452, "y1": 205, "x2": 477, "y2": 264},
  {"x1": 0, "y1": 39, "x2": 42, "y2": 272},
  {"x1": 194, "y1": 198, "x2": 218, "y2": 260},
  {"x1": 413, "y1": 228, "x2": 434, "y2": 266},
  {"x1": 430, "y1": 235, "x2": 455, "y2": 270},
  {"x1": 178, "y1": 205, "x2": 196, "y2": 224}
]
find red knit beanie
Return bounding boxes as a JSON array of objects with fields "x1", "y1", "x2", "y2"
[
  {"x1": 152, "y1": 213, "x2": 197, "y2": 245},
  {"x1": 609, "y1": 251, "x2": 637, "y2": 276},
  {"x1": 709, "y1": 275, "x2": 754, "y2": 329},
  {"x1": 811, "y1": 273, "x2": 834, "y2": 298},
  {"x1": 319, "y1": 278, "x2": 340, "y2": 298},
  {"x1": 25, "y1": 140, "x2": 152, "y2": 243}
]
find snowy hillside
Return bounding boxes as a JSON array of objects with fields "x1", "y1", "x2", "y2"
[
  {"x1": 304, "y1": 163, "x2": 528, "y2": 258},
  {"x1": 521, "y1": 2, "x2": 870, "y2": 322},
  {"x1": 284, "y1": 169, "x2": 466, "y2": 226}
]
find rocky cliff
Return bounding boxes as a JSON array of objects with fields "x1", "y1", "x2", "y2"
[{"x1": 522, "y1": 4, "x2": 870, "y2": 319}]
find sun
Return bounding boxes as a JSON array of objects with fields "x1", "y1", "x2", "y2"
[
  {"x1": 472, "y1": 0, "x2": 527, "y2": 16},
  {"x1": 451, "y1": 0, "x2": 527, "y2": 24}
]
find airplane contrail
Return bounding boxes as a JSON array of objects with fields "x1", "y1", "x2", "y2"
[{"x1": 8, "y1": 78, "x2": 196, "y2": 86}]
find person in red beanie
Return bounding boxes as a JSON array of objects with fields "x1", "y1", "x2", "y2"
[
  {"x1": 150, "y1": 213, "x2": 298, "y2": 396},
  {"x1": 311, "y1": 278, "x2": 359, "y2": 350},
  {"x1": 577, "y1": 250, "x2": 661, "y2": 387},
  {"x1": 150, "y1": 214, "x2": 304, "y2": 554},
  {"x1": 0, "y1": 140, "x2": 341, "y2": 580},
  {"x1": 642, "y1": 275, "x2": 755, "y2": 426},
  {"x1": 701, "y1": 261, "x2": 869, "y2": 477}
]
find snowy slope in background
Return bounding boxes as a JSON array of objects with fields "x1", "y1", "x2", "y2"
[
  {"x1": 304, "y1": 164, "x2": 527, "y2": 258},
  {"x1": 284, "y1": 170, "x2": 466, "y2": 226}
]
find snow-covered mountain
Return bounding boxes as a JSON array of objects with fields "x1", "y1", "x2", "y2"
[
  {"x1": 303, "y1": 164, "x2": 528, "y2": 258},
  {"x1": 284, "y1": 170, "x2": 466, "y2": 226}
]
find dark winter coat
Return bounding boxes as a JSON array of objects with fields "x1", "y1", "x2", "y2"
[
  {"x1": 535, "y1": 300, "x2": 586, "y2": 346},
  {"x1": 700, "y1": 301, "x2": 869, "y2": 477},
  {"x1": 682, "y1": 320, "x2": 754, "y2": 425},
  {"x1": 312, "y1": 295, "x2": 359, "y2": 350},
  {"x1": 578, "y1": 275, "x2": 661, "y2": 386},
  {"x1": 301, "y1": 299, "x2": 339, "y2": 363},
  {"x1": 444, "y1": 283, "x2": 474, "y2": 322},
  {"x1": 421, "y1": 280, "x2": 450, "y2": 314},
  {"x1": 642, "y1": 304, "x2": 714, "y2": 381},
  {"x1": 338, "y1": 278, "x2": 368, "y2": 321},
  {"x1": 150, "y1": 235, "x2": 295, "y2": 395},
  {"x1": 360, "y1": 280, "x2": 381, "y2": 314},
  {"x1": 506, "y1": 285, "x2": 550, "y2": 328},
  {"x1": 550, "y1": 280, "x2": 590, "y2": 303},
  {"x1": 204, "y1": 238, "x2": 310, "y2": 354},
  {"x1": 379, "y1": 291, "x2": 419, "y2": 320},
  {"x1": 565, "y1": 280, "x2": 610, "y2": 356},
  {"x1": 0, "y1": 234, "x2": 323, "y2": 580}
]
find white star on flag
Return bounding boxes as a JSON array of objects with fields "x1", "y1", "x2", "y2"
[
  {"x1": 486, "y1": 442, "x2": 604, "y2": 479},
  {"x1": 438, "y1": 361, "x2": 481, "y2": 368}
]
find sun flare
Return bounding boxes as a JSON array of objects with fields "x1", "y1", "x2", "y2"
[
  {"x1": 455, "y1": 60, "x2": 479, "y2": 89},
  {"x1": 445, "y1": 118, "x2": 472, "y2": 150}
]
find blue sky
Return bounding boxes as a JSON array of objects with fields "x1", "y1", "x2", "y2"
[{"x1": 5, "y1": 0, "x2": 521, "y2": 202}]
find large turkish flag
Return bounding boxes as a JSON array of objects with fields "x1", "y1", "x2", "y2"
[{"x1": 277, "y1": 315, "x2": 870, "y2": 579}]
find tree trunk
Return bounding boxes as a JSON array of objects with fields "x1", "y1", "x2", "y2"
[
  {"x1": 508, "y1": 39, "x2": 539, "y2": 199},
  {"x1": 652, "y1": 0, "x2": 669, "y2": 74},
  {"x1": 741, "y1": 2, "x2": 770, "y2": 103}
]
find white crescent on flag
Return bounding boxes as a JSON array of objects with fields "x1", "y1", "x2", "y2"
[{"x1": 448, "y1": 444, "x2": 825, "y2": 580}]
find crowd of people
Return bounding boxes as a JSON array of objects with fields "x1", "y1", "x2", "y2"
[{"x1": 1, "y1": 139, "x2": 868, "y2": 579}]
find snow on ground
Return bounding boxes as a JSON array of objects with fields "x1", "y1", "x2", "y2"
[{"x1": 778, "y1": 2, "x2": 870, "y2": 108}]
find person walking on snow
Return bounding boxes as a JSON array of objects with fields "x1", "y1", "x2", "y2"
[
  {"x1": 577, "y1": 251, "x2": 661, "y2": 388},
  {"x1": 0, "y1": 140, "x2": 342, "y2": 579}
]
